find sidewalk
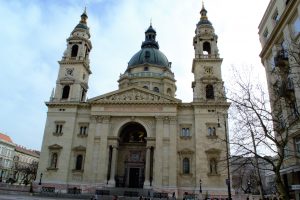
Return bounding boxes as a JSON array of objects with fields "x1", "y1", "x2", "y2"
[{"x1": 0, "y1": 193, "x2": 83, "y2": 200}]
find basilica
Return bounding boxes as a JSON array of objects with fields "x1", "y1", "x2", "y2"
[{"x1": 36, "y1": 5, "x2": 230, "y2": 198}]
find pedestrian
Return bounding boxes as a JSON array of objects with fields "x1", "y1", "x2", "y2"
[{"x1": 172, "y1": 192, "x2": 176, "y2": 200}]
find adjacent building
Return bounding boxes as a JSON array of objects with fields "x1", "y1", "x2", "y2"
[
  {"x1": 13, "y1": 146, "x2": 40, "y2": 185},
  {"x1": 258, "y1": 0, "x2": 300, "y2": 199},
  {"x1": 36, "y1": 5, "x2": 231, "y2": 198},
  {"x1": 230, "y1": 156, "x2": 272, "y2": 197},
  {"x1": 0, "y1": 133, "x2": 15, "y2": 182}
]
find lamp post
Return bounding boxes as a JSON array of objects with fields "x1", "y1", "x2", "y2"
[
  {"x1": 38, "y1": 173, "x2": 43, "y2": 185},
  {"x1": 219, "y1": 113, "x2": 232, "y2": 200},
  {"x1": 0, "y1": 170, "x2": 3, "y2": 182},
  {"x1": 247, "y1": 180, "x2": 251, "y2": 194},
  {"x1": 199, "y1": 179, "x2": 202, "y2": 194}
]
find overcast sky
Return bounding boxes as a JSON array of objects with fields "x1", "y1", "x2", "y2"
[{"x1": 0, "y1": 0, "x2": 269, "y2": 150}]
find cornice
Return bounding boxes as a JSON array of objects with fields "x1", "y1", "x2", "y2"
[
  {"x1": 259, "y1": 0, "x2": 298, "y2": 59},
  {"x1": 192, "y1": 57, "x2": 223, "y2": 73},
  {"x1": 192, "y1": 101, "x2": 231, "y2": 108},
  {"x1": 58, "y1": 60, "x2": 92, "y2": 75},
  {"x1": 89, "y1": 101, "x2": 179, "y2": 105},
  {"x1": 67, "y1": 36, "x2": 92, "y2": 48},
  {"x1": 45, "y1": 101, "x2": 91, "y2": 108},
  {"x1": 258, "y1": 0, "x2": 276, "y2": 32}
]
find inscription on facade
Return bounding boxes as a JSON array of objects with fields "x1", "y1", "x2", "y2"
[{"x1": 104, "y1": 105, "x2": 163, "y2": 112}]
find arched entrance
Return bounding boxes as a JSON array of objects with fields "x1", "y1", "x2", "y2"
[{"x1": 116, "y1": 122, "x2": 147, "y2": 188}]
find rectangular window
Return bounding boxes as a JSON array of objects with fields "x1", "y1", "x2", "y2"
[
  {"x1": 208, "y1": 127, "x2": 216, "y2": 136},
  {"x1": 295, "y1": 137, "x2": 300, "y2": 154},
  {"x1": 292, "y1": 17, "x2": 300, "y2": 35},
  {"x1": 80, "y1": 126, "x2": 88, "y2": 135},
  {"x1": 272, "y1": 10, "x2": 280, "y2": 25},
  {"x1": 263, "y1": 29, "x2": 269, "y2": 38},
  {"x1": 53, "y1": 121, "x2": 65, "y2": 136},
  {"x1": 78, "y1": 123, "x2": 89, "y2": 136},
  {"x1": 181, "y1": 128, "x2": 190, "y2": 137},
  {"x1": 55, "y1": 124, "x2": 63, "y2": 134},
  {"x1": 284, "y1": 145, "x2": 290, "y2": 158},
  {"x1": 278, "y1": 113, "x2": 285, "y2": 129}
]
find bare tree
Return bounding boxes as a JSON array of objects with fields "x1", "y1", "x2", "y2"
[
  {"x1": 226, "y1": 66, "x2": 298, "y2": 200},
  {"x1": 14, "y1": 161, "x2": 38, "y2": 185}
]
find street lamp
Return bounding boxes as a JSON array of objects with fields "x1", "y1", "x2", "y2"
[
  {"x1": 38, "y1": 173, "x2": 43, "y2": 185},
  {"x1": 199, "y1": 179, "x2": 202, "y2": 194},
  {"x1": 218, "y1": 113, "x2": 232, "y2": 200},
  {"x1": 247, "y1": 180, "x2": 251, "y2": 194}
]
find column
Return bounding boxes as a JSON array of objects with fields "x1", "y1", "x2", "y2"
[
  {"x1": 143, "y1": 146, "x2": 151, "y2": 188},
  {"x1": 108, "y1": 145, "x2": 118, "y2": 187}
]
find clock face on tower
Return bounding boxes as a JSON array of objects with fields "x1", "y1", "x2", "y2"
[
  {"x1": 65, "y1": 68, "x2": 74, "y2": 76},
  {"x1": 204, "y1": 66, "x2": 213, "y2": 75}
]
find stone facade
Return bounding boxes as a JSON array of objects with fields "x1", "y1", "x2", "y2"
[
  {"x1": 13, "y1": 146, "x2": 40, "y2": 184},
  {"x1": 258, "y1": 0, "x2": 300, "y2": 199},
  {"x1": 37, "y1": 6, "x2": 231, "y2": 199},
  {"x1": 0, "y1": 133, "x2": 15, "y2": 182}
]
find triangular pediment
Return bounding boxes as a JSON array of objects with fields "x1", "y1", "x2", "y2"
[
  {"x1": 48, "y1": 144, "x2": 63, "y2": 150},
  {"x1": 88, "y1": 86, "x2": 181, "y2": 104},
  {"x1": 72, "y1": 145, "x2": 86, "y2": 151},
  {"x1": 60, "y1": 77, "x2": 75, "y2": 81}
]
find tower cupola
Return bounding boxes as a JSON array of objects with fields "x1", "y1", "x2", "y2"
[
  {"x1": 51, "y1": 8, "x2": 93, "y2": 103},
  {"x1": 191, "y1": 4, "x2": 225, "y2": 102},
  {"x1": 198, "y1": 4, "x2": 212, "y2": 26},
  {"x1": 193, "y1": 3, "x2": 219, "y2": 58},
  {"x1": 141, "y1": 24, "x2": 159, "y2": 49}
]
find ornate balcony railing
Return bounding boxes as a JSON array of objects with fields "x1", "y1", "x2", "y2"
[
  {"x1": 274, "y1": 49, "x2": 289, "y2": 69},
  {"x1": 120, "y1": 71, "x2": 174, "y2": 79}
]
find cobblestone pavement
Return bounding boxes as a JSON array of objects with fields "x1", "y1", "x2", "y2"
[{"x1": 0, "y1": 194, "x2": 81, "y2": 200}]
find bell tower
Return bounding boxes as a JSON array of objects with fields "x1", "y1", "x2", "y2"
[
  {"x1": 51, "y1": 8, "x2": 92, "y2": 102},
  {"x1": 192, "y1": 4, "x2": 225, "y2": 102}
]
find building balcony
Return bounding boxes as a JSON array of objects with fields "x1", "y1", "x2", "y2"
[
  {"x1": 119, "y1": 71, "x2": 174, "y2": 79},
  {"x1": 274, "y1": 50, "x2": 289, "y2": 70},
  {"x1": 195, "y1": 54, "x2": 220, "y2": 59},
  {"x1": 278, "y1": 80, "x2": 295, "y2": 99}
]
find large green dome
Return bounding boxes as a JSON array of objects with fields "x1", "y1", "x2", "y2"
[
  {"x1": 128, "y1": 48, "x2": 169, "y2": 68},
  {"x1": 127, "y1": 24, "x2": 170, "y2": 69}
]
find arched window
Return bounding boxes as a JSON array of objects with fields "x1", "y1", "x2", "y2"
[
  {"x1": 203, "y1": 42, "x2": 211, "y2": 55},
  {"x1": 153, "y1": 87, "x2": 159, "y2": 93},
  {"x1": 75, "y1": 155, "x2": 83, "y2": 170},
  {"x1": 62, "y1": 85, "x2": 70, "y2": 99},
  {"x1": 167, "y1": 88, "x2": 172, "y2": 96},
  {"x1": 71, "y1": 45, "x2": 79, "y2": 57},
  {"x1": 50, "y1": 153, "x2": 58, "y2": 168},
  {"x1": 206, "y1": 84, "x2": 214, "y2": 99},
  {"x1": 208, "y1": 127, "x2": 212, "y2": 135},
  {"x1": 209, "y1": 159, "x2": 217, "y2": 174},
  {"x1": 145, "y1": 51, "x2": 150, "y2": 59},
  {"x1": 183, "y1": 158, "x2": 190, "y2": 174},
  {"x1": 143, "y1": 86, "x2": 149, "y2": 89},
  {"x1": 81, "y1": 88, "x2": 86, "y2": 102}
]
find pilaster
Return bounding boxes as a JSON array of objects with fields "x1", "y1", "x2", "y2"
[
  {"x1": 168, "y1": 116, "x2": 177, "y2": 187},
  {"x1": 97, "y1": 116, "x2": 111, "y2": 183},
  {"x1": 153, "y1": 116, "x2": 164, "y2": 187}
]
